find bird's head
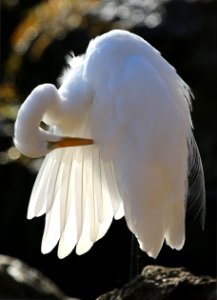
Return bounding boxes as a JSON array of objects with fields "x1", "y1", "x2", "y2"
[
  {"x1": 14, "y1": 84, "x2": 93, "y2": 158},
  {"x1": 14, "y1": 105, "x2": 60, "y2": 158},
  {"x1": 14, "y1": 84, "x2": 61, "y2": 158}
]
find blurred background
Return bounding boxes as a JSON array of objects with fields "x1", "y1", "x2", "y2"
[{"x1": 0, "y1": 0, "x2": 216, "y2": 299}]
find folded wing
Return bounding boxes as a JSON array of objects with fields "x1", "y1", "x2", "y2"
[{"x1": 90, "y1": 54, "x2": 205, "y2": 258}]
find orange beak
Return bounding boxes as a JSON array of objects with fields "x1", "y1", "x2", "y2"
[{"x1": 48, "y1": 137, "x2": 94, "y2": 151}]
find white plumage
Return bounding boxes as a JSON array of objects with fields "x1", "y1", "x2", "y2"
[{"x1": 14, "y1": 30, "x2": 205, "y2": 259}]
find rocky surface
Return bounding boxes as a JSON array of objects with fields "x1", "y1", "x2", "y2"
[
  {"x1": 97, "y1": 265, "x2": 217, "y2": 300},
  {"x1": 0, "y1": 256, "x2": 215, "y2": 300},
  {"x1": 0, "y1": 255, "x2": 78, "y2": 299}
]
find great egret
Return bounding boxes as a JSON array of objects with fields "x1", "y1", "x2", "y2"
[{"x1": 14, "y1": 29, "x2": 205, "y2": 259}]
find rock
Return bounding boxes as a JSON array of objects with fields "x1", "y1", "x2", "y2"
[
  {"x1": 97, "y1": 265, "x2": 217, "y2": 300},
  {"x1": 0, "y1": 255, "x2": 79, "y2": 299}
]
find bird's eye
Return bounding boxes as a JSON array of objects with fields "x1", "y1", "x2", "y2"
[{"x1": 40, "y1": 121, "x2": 49, "y2": 131}]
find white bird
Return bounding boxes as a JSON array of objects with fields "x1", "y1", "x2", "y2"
[{"x1": 14, "y1": 29, "x2": 205, "y2": 259}]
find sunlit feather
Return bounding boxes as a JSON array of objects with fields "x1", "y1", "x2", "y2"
[{"x1": 14, "y1": 29, "x2": 205, "y2": 258}]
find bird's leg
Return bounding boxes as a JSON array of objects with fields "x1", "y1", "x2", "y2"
[
  {"x1": 130, "y1": 234, "x2": 138, "y2": 279},
  {"x1": 130, "y1": 234, "x2": 141, "y2": 280},
  {"x1": 48, "y1": 137, "x2": 94, "y2": 151}
]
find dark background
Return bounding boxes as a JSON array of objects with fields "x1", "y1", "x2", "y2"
[{"x1": 0, "y1": 0, "x2": 216, "y2": 299}]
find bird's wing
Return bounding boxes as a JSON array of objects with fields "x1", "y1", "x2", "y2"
[
  {"x1": 27, "y1": 143, "x2": 124, "y2": 258},
  {"x1": 90, "y1": 54, "x2": 205, "y2": 258}
]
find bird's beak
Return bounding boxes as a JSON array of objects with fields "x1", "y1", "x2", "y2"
[{"x1": 48, "y1": 137, "x2": 94, "y2": 151}]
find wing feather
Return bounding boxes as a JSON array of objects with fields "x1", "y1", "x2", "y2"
[
  {"x1": 58, "y1": 148, "x2": 80, "y2": 258},
  {"x1": 76, "y1": 146, "x2": 95, "y2": 255},
  {"x1": 91, "y1": 146, "x2": 106, "y2": 222},
  {"x1": 59, "y1": 149, "x2": 74, "y2": 235},
  {"x1": 110, "y1": 164, "x2": 124, "y2": 220},
  {"x1": 27, "y1": 155, "x2": 52, "y2": 219},
  {"x1": 41, "y1": 150, "x2": 67, "y2": 254},
  {"x1": 44, "y1": 150, "x2": 63, "y2": 214}
]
